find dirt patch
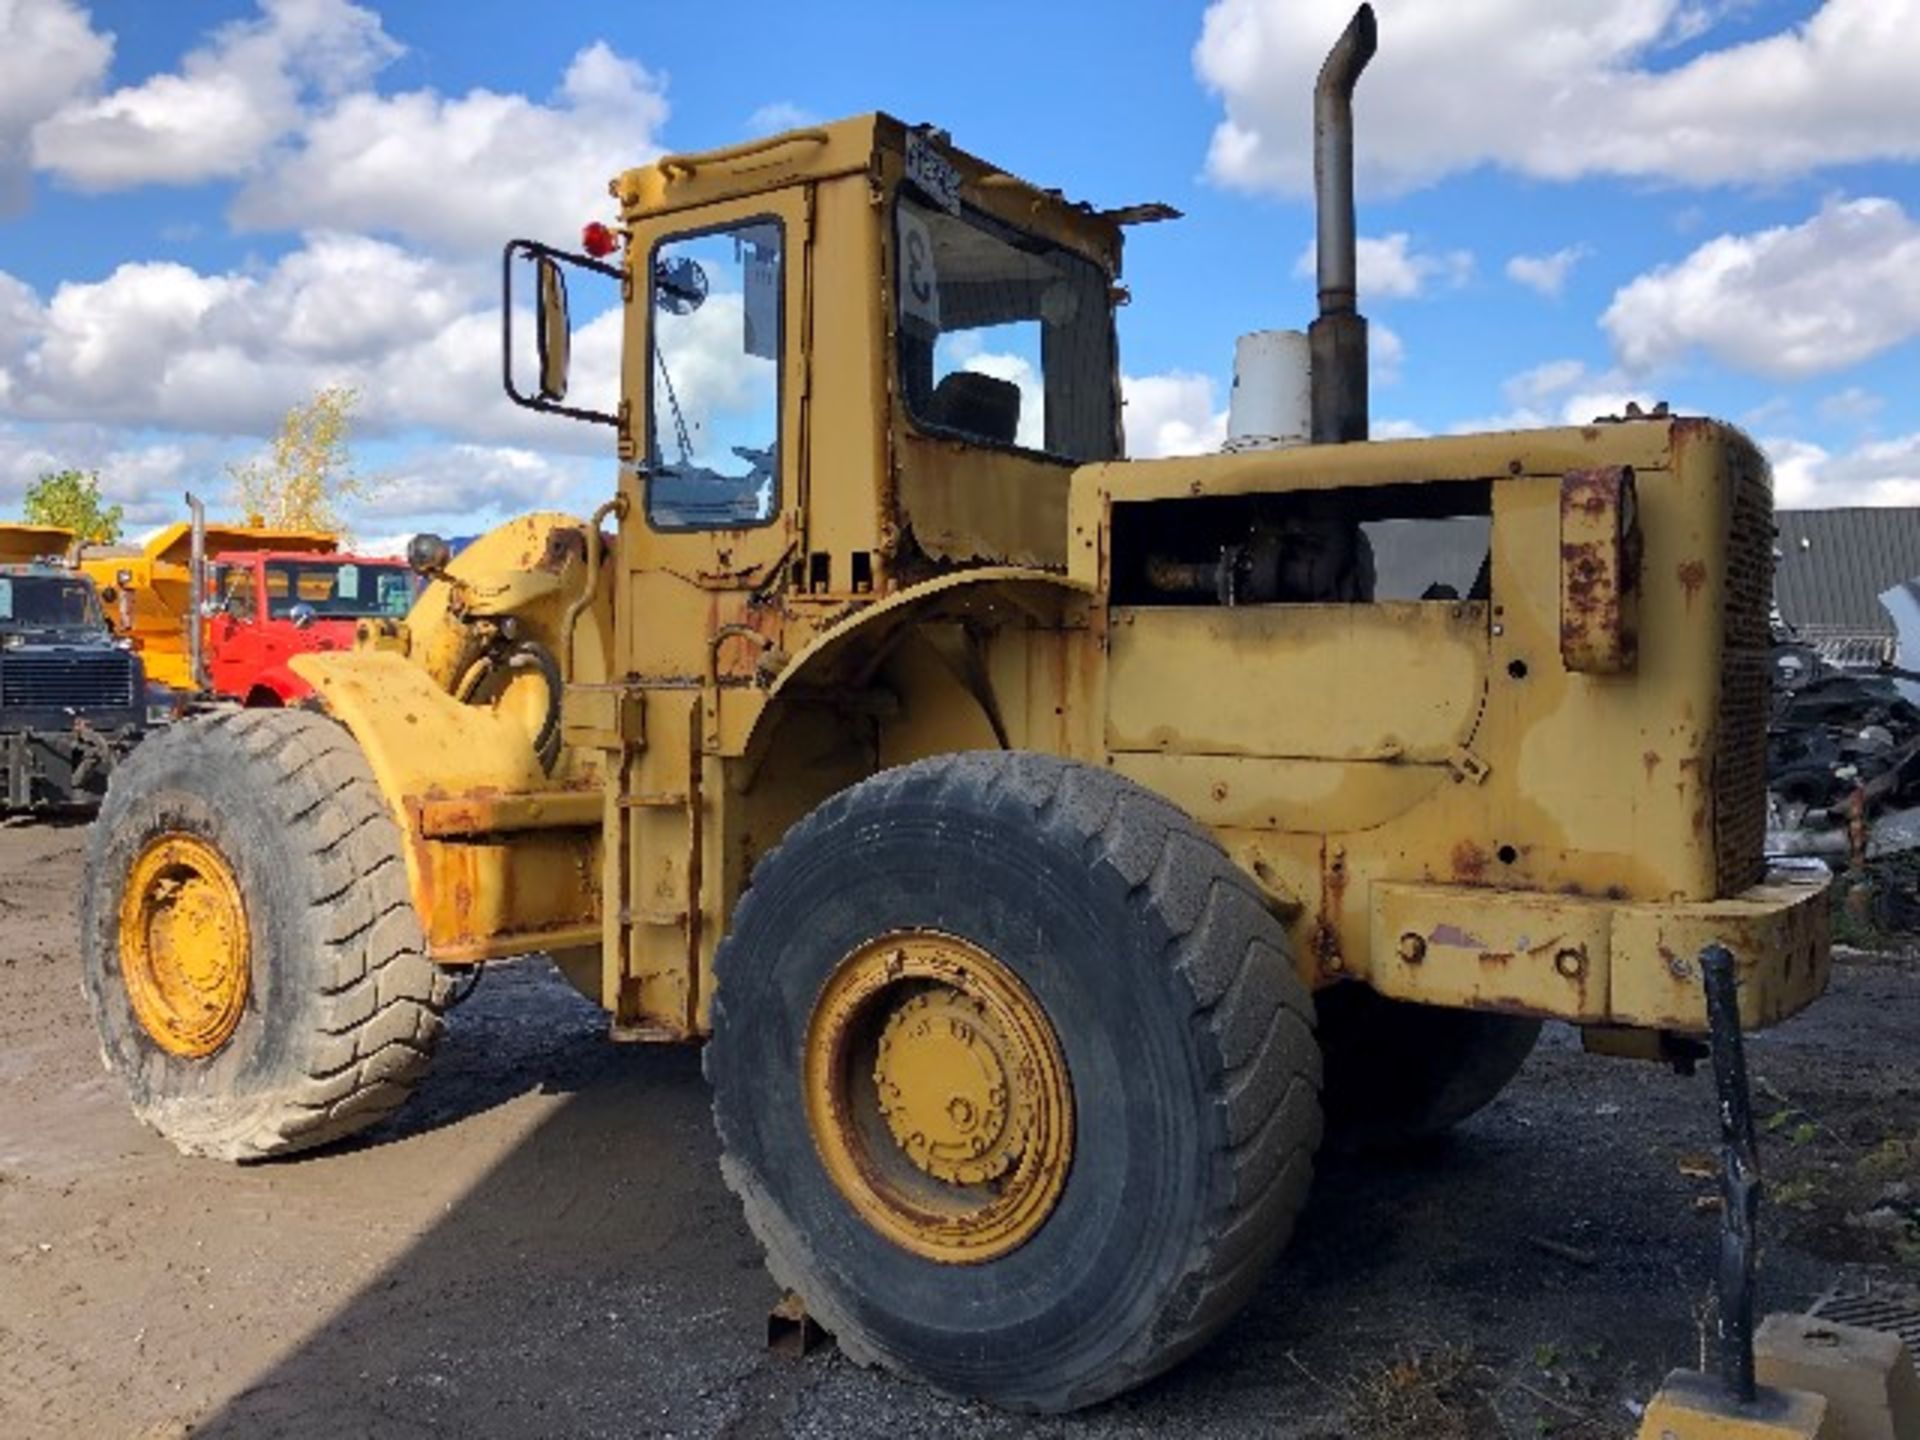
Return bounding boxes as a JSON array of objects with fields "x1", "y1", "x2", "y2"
[{"x1": 1, "y1": 818, "x2": 1916, "y2": 1438}]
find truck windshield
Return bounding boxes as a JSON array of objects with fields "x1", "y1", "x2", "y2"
[
  {"x1": 0, "y1": 574, "x2": 101, "y2": 628},
  {"x1": 895, "y1": 193, "x2": 1117, "y2": 462},
  {"x1": 263, "y1": 561, "x2": 415, "y2": 620}
]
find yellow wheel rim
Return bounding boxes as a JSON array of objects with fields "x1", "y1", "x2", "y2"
[
  {"x1": 118, "y1": 833, "x2": 250, "y2": 1058},
  {"x1": 804, "y1": 931, "x2": 1073, "y2": 1264}
]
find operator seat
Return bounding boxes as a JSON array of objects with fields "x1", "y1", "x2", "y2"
[{"x1": 925, "y1": 371, "x2": 1022, "y2": 447}]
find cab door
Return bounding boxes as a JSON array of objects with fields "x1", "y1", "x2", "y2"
[{"x1": 609, "y1": 185, "x2": 812, "y2": 1036}]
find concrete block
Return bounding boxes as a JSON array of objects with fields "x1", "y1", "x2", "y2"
[{"x1": 1756, "y1": 1312, "x2": 1920, "y2": 1440}]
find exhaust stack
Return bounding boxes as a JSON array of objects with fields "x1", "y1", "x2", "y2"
[
  {"x1": 1309, "y1": 4, "x2": 1377, "y2": 445},
  {"x1": 186, "y1": 491, "x2": 208, "y2": 693}
]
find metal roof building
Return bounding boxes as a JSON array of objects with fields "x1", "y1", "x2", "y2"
[{"x1": 1774, "y1": 507, "x2": 1920, "y2": 667}]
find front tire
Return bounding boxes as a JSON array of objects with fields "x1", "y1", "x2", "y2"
[
  {"x1": 709, "y1": 753, "x2": 1321, "y2": 1412},
  {"x1": 81, "y1": 708, "x2": 448, "y2": 1160}
]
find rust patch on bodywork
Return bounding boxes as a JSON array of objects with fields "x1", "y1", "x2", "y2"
[
  {"x1": 1452, "y1": 839, "x2": 1489, "y2": 882},
  {"x1": 1559, "y1": 465, "x2": 1642, "y2": 674},
  {"x1": 1676, "y1": 558, "x2": 1706, "y2": 606}
]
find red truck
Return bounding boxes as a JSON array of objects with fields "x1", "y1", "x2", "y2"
[{"x1": 206, "y1": 548, "x2": 415, "y2": 705}]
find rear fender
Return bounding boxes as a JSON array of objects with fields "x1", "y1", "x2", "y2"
[{"x1": 730, "y1": 565, "x2": 1096, "y2": 868}]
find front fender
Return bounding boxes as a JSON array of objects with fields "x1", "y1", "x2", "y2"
[{"x1": 290, "y1": 649, "x2": 602, "y2": 962}]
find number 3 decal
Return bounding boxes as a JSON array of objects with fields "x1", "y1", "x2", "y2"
[{"x1": 896, "y1": 206, "x2": 941, "y2": 330}]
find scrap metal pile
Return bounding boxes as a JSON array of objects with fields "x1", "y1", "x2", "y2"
[{"x1": 1767, "y1": 642, "x2": 1920, "y2": 869}]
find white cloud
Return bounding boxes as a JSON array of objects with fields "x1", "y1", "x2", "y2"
[
  {"x1": 358, "y1": 443, "x2": 589, "y2": 521},
  {"x1": 1506, "y1": 244, "x2": 1593, "y2": 298},
  {"x1": 747, "y1": 101, "x2": 818, "y2": 134},
  {"x1": 230, "y1": 42, "x2": 668, "y2": 254},
  {"x1": 0, "y1": 419, "x2": 229, "y2": 525},
  {"x1": 32, "y1": 0, "x2": 399, "y2": 189},
  {"x1": 0, "y1": 0, "x2": 111, "y2": 212},
  {"x1": 0, "y1": 417, "x2": 597, "y2": 533},
  {"x1": 1370, "y1": 322, "x2": 1405, "y2": 387},
  {"x1": 1503, "y1": 358, "x2": 1589, "y2": 410},
  {"x1": 1817, "y1": 386, "x2": 1884, "y2": 425},
  {"x1": 1372, "y1": 418, "x2": 1428, "y2": 440},
  {"x1": 1602, "y1": 198, "x2": 1920, "y2": 380},
  {"x1": 0, "y1": 233, "x2": 629, "y2": 456},
  {"x1": 1765, "y1": 433, "x2": 1920, "y2": 507},
  {"x1": 1123, "y1": 372, "x2": 1227, "y2": 458},
  {"x1": 1294, "y1": 232, "x2": 1472, "y2": 301},
  {"x1": 1196, "y1": 0, "x2": 1920, "y2": 196},
  {"x1": 1456, "y1": 360, "x2": 1667, "y2": 433}
]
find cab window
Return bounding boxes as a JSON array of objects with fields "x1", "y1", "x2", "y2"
[
  {"x1": 219, "y1": 566, "x2": 257, "y2": 622},
  {"x1": 894, "y1": 193, "x2": 1117, "y2": 463},
  {"x1": 646, "y1": 219, "x2": 783, "y2": 530}
]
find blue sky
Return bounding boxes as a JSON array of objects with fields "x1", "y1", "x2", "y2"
[{"x1": 1, "y1": 0, "x2": 1916, "y2": 539}]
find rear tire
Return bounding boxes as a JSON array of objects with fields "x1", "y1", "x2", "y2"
[
  {"x1": 1316, "y1": 983, "x2": 1540, "y2": 1152},
  {"x1": 709, "y1": 753, "x2": 1321, "y2": 1412},
  {"x1": 81, "y1": 708, "x2": 448, "y2": 1160}
]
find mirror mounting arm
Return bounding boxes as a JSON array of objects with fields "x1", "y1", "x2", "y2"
[{"x1": 501, "y1": 238, "x2": 623, "y2": 427}]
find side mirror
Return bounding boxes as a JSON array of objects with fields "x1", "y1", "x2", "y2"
[
  {"x1": 289, "y1": 601, "x2": 317, "y2": 630},
  {"x1": 536, "y1": 257, "x2": 571, "y2": 403},
  {"x1": 501, "y1": 239, "x2": 619, "y2": 426}
]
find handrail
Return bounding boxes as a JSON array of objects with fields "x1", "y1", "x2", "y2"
[
  {"x1": 562, "y1": 493, "x2": 628, "y2": 679},
  {"x1": 657, "y1": 129, "x2": 830, "y2": 182}
]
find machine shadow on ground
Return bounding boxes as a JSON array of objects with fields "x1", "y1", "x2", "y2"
[{"x1": 190, "y1": 956, "x2": 1824, "y2": 1438}]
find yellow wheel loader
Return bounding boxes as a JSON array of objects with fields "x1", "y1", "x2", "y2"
[{"x1": 82, "y1": 7, "x2": 1830, "y2": 1412}]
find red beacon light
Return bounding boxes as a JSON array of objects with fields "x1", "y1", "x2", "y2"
[{"x1": 581, "y1": 222, "x2": 620, "y2": 258}]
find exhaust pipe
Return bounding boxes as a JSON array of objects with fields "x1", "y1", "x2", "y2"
[
  {"x1": 186, "y1": 491, "x2": 208, "y2": 693},
  {"x1": 1310, "y1": 4, "x2": 1377, "y2": 444}
]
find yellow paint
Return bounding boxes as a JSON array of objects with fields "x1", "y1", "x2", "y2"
[
  {"x1": 1637, "y1": 1371, "x2": 1833, "y2": 1439},
  {"x1": 117, "y1": 834, "x2": 250, "y2": 1058},
  {"x1": 1106, "y1": 601, "x2": 1487, "y2": 760},
  {"x1": 267, "y1": 112, "x2": 1822, "y2": 1055},
  {"x1": 0, "y1": 524, "x2": 77, "y2": 564},
  {"x1": 288, "y1": 513, "x2": 614, "y2": 970},
  {"x1": 803, "y1": 931, "x2": 1072, "y2": 1262}
]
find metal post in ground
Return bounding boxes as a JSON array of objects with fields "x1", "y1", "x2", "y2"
[{"x1": 1700, "y1": 942, "x2": 1761, "y2": 1404}]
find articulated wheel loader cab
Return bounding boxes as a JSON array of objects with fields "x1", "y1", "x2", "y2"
[{"x1": 80, "y1": 2, "x2": 1832, "y2": 1416}]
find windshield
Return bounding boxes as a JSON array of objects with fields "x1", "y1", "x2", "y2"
[
  {"x1": 0, "y1": 574, "x2": 101, "y2": 629},
  {"x1": 262, "y1": 561, "x2": 415, "y2": 620},
  {"x1": 646, "y1": 218, "x2": 784, "y2": 531},
  {"x1": 895, "y1": 193, "x2": 1117, "y2": 462}
]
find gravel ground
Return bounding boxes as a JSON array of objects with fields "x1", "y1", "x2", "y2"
[{"x1": 2, "y1": 816, "x2": 1915, "y2": 1439}]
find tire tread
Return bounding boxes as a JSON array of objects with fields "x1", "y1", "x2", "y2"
[{"x1": 710, "y1": 751, "x2": 1322, "y2": 1411}]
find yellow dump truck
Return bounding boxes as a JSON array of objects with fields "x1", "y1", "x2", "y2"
[{"x1": 81, "y1": 7, "x2": 1829, "y2": 1413}]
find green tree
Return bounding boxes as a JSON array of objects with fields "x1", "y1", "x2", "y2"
[
  {"x1": 23, "y1": 468, "x2": 124, "y2": 542},
  {"x1": 228, "y1": 385, "x2": 365, "y2": 534}
]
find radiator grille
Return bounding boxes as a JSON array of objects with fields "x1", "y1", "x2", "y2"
[
  {"x1": 0, "y1": 651, "x2": 137, "y2": 711},
  {"x1": 1715, "y1": 447, "x2": 1772, "y2": 895}
]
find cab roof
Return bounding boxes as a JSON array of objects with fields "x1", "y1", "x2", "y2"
[{"x1": 612, "y1": 113, "x2": 1174, "y2": 277}]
